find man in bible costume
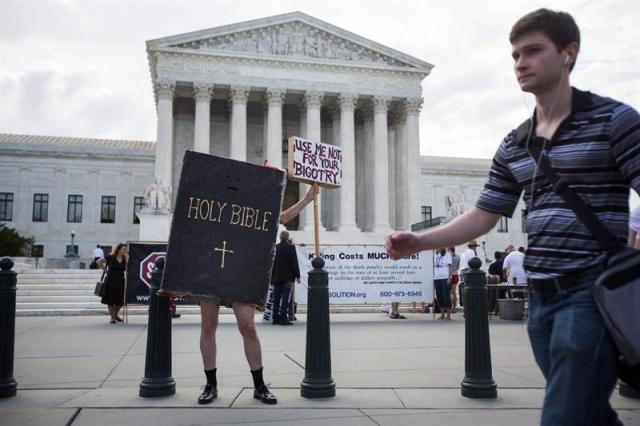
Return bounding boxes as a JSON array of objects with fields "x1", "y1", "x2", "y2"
[{"x1": 197, "y1": 183, "x2": 318, "y2": 405}]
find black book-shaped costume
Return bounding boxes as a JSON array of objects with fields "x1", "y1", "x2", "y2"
[{"x1": 161, "y1": 151, "x2": 286, "y2": 305}]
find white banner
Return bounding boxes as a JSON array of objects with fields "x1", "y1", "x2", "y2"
[
  {"x1": 287, "y1": 136, "x2": 342, "y2": 188},
  {"x1": 293, "y1": 245, "x2": 433, "y2": 304}
]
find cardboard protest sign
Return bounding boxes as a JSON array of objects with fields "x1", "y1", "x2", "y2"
[
  {"x1": 161, "y1": 151, "x2": 286, "y2": 305},
  {"x1": 287, "y1": 136, "x2": 342, "y2": 188}
]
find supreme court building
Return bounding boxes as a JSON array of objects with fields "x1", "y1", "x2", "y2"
[{"x1": 0, "y1": 12, "x2": 527, "y2": 258}]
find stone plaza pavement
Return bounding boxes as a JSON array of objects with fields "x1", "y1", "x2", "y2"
[{"x1": 1, "y1": 312, "x2": 639, "y2": 426}]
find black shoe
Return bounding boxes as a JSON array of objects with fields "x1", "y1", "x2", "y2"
[
  {"x1": 390, "y1": 313, "x2": 407, "y2": 319},
  {"x1": 172, "y1": 313, "x2": 181, "y2": 318},
  {"x1": 253, "y1": 385, "x2": 277, "y2": 404},
  {"x1": 198, "y1": 383, "x2": 217, "y2": 404},
  {"x1": 279, "y1": 319, "x2": 293, "y2": 325}
]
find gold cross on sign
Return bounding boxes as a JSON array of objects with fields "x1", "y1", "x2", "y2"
[{"x1": 213, "y1": 240, "x2": 234, "y2": 269}]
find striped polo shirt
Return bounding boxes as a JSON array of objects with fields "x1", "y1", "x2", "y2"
[{"x1": 476, "y1": 88, "x2": 640, "y2": 279}]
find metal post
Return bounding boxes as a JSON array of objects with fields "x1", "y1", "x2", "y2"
[
  {"x1": 300, "y1": 257, "x2": 336, "y2": 398},
  {"x1": 139, "y1": 257, "x2": 175, "y2": 397},
  {"x1": 461, "y1": 257, "x2": 497, "y2": 398},
  {"x1": 0, "y1": 258, "x2": 18, "y2": 398}
]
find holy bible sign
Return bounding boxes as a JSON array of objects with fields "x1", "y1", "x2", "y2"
[{"x1": 161, "y1": 151, "x2": 286, "y2": 305}]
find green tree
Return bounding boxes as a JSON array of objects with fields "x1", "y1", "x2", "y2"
[{"x1": 0, "y1": 223, "x2": 35, "y2": 256}]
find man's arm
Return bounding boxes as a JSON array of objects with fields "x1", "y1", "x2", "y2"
[
  {"x1": 385, "y1": 207, "x2": 501, "y2": 259},
  {"x1": 280, "y1": 184, "x2": 319, "y2": 225}
]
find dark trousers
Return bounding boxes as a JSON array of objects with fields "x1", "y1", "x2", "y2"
[
  {"x1": 271, "y1": 282, "x2": 292, "y2": 322},
  {"x1": 528, "y1": 275, "x2": 620, "y2": 425}
]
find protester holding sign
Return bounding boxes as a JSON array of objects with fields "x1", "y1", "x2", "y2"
[{"x1": 197, "y1": 182, "x2": 318, "y2": 405}]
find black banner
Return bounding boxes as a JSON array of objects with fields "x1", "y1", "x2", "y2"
[{"x1": 126, "y1": 242, "x2": 192, "y2": 305}]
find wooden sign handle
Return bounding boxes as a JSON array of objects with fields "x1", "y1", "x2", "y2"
[{"x1": 313, "y1": 190, "x2": 320, "y2": 257}]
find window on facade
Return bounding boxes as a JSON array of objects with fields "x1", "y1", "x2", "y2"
[
  {"x1": 32, "y1": 193, "x2": 49, "y2": 222},
  {"x1": 498, "y1": 216, "x2": 509, "y2": 233},
  {"x1": 133, "y1": 196, "x2": 144, "y2": 224},
  {"x1": 67, "y1": 195, "x2": 83, "y2": 223},
  {"x1": 31, "y1": 244, "x2": 44, "y2": 257},
  {"x1": 101, "y1": 245, "x2": 112, "y2": 256},
  {"x1": 521, "y1": 209, "x2": 527, "y2": 233},
  {"x1": 421, "y1": 205, "x2": 432, "y2": 222},
  {"x1": 0, "y1": 192, "x2": 13, "y2": 221},
  {"x1": 101, "y1": 196, "x2": 116, "y2": 224}
]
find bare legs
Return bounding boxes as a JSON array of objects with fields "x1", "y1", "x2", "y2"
[
  {"x1": 199, "y1": 302, "x2": 262, "y2": 371},
  {"x1": 200, "y1": 302, "x2": 219, "y2": 370},
  {"x1": 233, "y1": 303, "x2": 262, "y2": 370}
]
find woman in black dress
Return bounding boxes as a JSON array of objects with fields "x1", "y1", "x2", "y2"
[{"x1": 98, "y1": 243, "x2": 127, "y2": 323}]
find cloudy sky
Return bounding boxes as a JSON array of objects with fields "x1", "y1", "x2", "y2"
[{"x1": 1, "y1": 0, "x2": 638, "y2": 159}]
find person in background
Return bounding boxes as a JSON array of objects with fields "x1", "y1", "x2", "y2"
[
  {"x1": 448, "y1": 247, "x2": 461, "y2": 312},
  {"x1": 389, "y1": 302, "x2": 406, "y2": 319},
  {"x1": 504, "y1": 244, "x2": 514, "y2": 255},
  {"x1": 90, "y1": 245, "x2": 104, "y2": 269},
  {"x1": 503, "y1": 247, "x2": 527, "y2": 285},
  {"x1": 488, "y1": 251, "x2": 505, "y2": 283},
  {"x1": 97, "y1": 243, "x2": 127, "y2": 324},
  {"x1": 270, "y1": 230, "x2": 300, "y2": 326},
  {"x1": 487, "y1": 251, "x2": 506, "y2": 313},
  {"x1": 457, "y1": 240, "x2": 479, "y2": 308},
  {"x1": 433, "y1": 248, "x2": 453, "y2": 320}
]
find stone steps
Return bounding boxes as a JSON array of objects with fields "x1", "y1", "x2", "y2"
[{"x1": 11, "y1": 268, "x2": 406, "y2": 317}]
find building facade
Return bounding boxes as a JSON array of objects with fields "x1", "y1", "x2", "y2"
[
  {"x1": 0, "y1": 133, "x2": 526, "y2": 259},
  {"x1": 0, "y1": 12, "x2": 527, "y2": 259}
]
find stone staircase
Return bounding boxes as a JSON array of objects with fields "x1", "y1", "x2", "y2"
[
  {"x1": 14, "y1": 269, "x2": 201, "y2": 316},
  {"x1": 14, "y1": 269, "x2": 414, "y2": 316}
]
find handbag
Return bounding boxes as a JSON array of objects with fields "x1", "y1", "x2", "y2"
[
  {"x1": 524, "y1": 121, "x2": 640, "y2": 388},
  {"x1": 94, "y1": 268, "x2": 107, "y2": 297}
]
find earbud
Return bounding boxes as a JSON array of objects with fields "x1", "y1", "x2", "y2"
[{"x1": 564, "y1": 55, "x2": 572, "y2": 66}]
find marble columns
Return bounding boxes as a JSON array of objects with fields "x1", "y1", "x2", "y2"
[
  {"x1": 372, "y1": 96, "x2": 391, "y2": 232},
  {"x1": 229, "y1": 86, "x2": 250, "y2": 161},
  {"x1": 394, "y1": 106, "x2": 408, "y2": 230},
  {"x1": 338, "y1": 94, "x2": 359, "y2": 232},
  {"x1": 302, "y1": 91, "x2": 325, "y2": 231},
  {"x1": 155, "y1": 80, "x2": 175, "y2": 190},
  {"x1": 193, "y1": 83, "x2": 213, "y2": 154},
  {"x1": 405, "y1": 98, "x2": 424, "y2": 225},
  {"x1": 265, "y1": 88, "x2": 285, "y2": 168}
]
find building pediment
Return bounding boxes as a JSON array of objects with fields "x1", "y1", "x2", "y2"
[{"x1": 147, "y1": 12, "x2": 433, "y2": 73}]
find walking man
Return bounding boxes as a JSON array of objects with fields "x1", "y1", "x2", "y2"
[{"x1": 386, "y1": 9, "x2": 639, "y2": 425}]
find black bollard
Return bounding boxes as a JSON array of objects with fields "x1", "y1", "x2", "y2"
[
  {"x1": 620, "y1": 381, "x2": 640, "y2": 399},
  {"x1": 139, "y1": 257, "x2": 176, "y2": 397},
  {"x1": 461, "y1": 257, "x2": 497, "y2": 399},
  {"x1": 300, "y1": 257, "x2": 336, "y2": 398},
  {"x1": 0, "y1": 258, "x2": 18, "y2": 398}
]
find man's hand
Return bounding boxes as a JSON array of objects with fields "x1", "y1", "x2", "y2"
[{"x1": 385, "y1": 231, "x2": 423, "y2": 260}]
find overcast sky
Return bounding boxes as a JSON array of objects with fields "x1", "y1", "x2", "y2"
[{"x1": 1, "y1": 0, "x2": 638, "y2": 160}]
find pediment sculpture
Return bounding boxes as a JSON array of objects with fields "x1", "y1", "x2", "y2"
[{"x1": 170, "y1": 21, "x2": 411, "y2": 67}]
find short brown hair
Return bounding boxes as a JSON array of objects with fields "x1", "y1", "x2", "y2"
[{"x1": 510, "y1": 9, "x2": 580, "y2": 51}]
